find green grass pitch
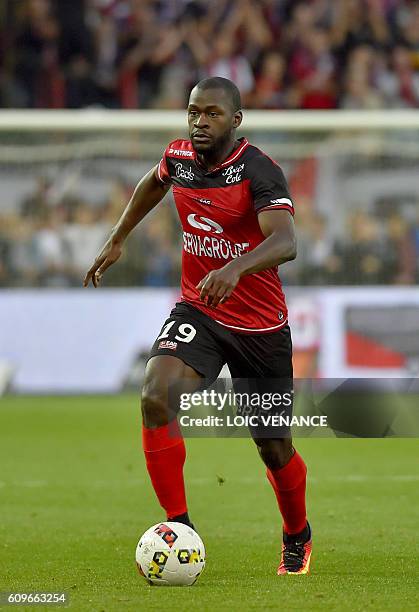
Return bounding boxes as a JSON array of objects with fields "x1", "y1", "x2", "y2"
[{"x1": 0, "y1": 395, "x2": 418, "y2": 611}]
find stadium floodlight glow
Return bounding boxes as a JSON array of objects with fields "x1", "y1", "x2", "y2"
[{"x1": 1, "y1": 109, "x2": 419, "y2": 132}]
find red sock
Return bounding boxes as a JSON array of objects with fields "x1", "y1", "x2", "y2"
[
  {"x1": 266, "y1": 450, "x2": 307, "y2": 535},
  {"x1": 142, "y1": 421, "x2": 187, "y2": 518}
]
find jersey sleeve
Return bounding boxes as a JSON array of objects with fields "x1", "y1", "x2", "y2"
[
  {"x1": 248, "y1": 153, "x2": 294, "y2": 216},
  {"x1": 155, "y1": 145, "x2": 172, "y2": 185}
]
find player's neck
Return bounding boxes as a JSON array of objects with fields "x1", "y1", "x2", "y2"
[{"x1": 197, "y1": 138, "x2": 240, "y2": 172}]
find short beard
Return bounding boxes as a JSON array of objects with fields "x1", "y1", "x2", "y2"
[{"x1": 193, "y1": 130, "x2": 233, "y2": 160}]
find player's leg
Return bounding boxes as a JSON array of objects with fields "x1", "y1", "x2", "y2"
[
  {"x1": 253, "y1": 436, "x2": 308, "y2": 538},
  {"x1": 228, "y1": 326, "x2": 311, "y2": 573},
  {"x1": 142, "y1": 354, "x2": 202, "y2": 429},
  {"x1": 141, "y1": 354, "x2": 202, "y2": 527},
  {"x1": 141, "y1": 303, "x2": 224, "y2": 527},
  {"x1": 253, "y1": 435, "x2": 311, "y2": 574}
]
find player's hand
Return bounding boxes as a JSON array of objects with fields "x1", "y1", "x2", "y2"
[
  {"x1": 83, "y1": 238, "x2": 123, "y2": 288},
  {"x1": 196, "y1": 262, "x2": 241, "y2": 308}
]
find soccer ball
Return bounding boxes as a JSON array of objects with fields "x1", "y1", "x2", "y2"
[{"x1": 135, "y1": 522, "x2": 206, "y2": 586}]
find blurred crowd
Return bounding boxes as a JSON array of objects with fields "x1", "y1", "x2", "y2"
[
  {"x1": 2, "y1": 0, "x2": 419, "y2": 110},
  {"x1": 0, "y1": 176, "x2": 417, "y2": 287},
  {"x1": 0, "y1": 177, "x2": 181, "y2": 288},
  {"x1": 290, "y1": 203, "x2": 419, "y2": 285},
  {"x1": 1, "y1": 0, "x2": 418, "y2": 288}
]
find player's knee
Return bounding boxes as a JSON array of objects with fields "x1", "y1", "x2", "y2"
[
  {"x1": 141, "y1": 380, "x2": 171, "y2": 429},
  {"x1": 254, "y1": 437, "x2": 293, "y2": 470}
]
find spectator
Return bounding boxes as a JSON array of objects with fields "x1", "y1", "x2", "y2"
[
  {"x1": 342, "y1": 70, "x2": 385, "y2": 108},
  {"x1": 62, "y1": 202, "x2": 112, "y2": 283},
  {"x1": 20, "y1": 176, "x2": 52, "y2": 220},
  {"x1": 341, "y1": 45, "x2": 385, "y2": 107},
  {"x1": 413, "y1": 206, "x2": 419, "y2": 281},
  {"x1": 0, "y1": 219, "x2": 13, "y2": 287},
  {"x1": 396, "y1": 0, "x2": 419, "y2": 57},
  {"x1": 331, "y1": 0, "x2": 390, "y2": 56},
  {"x1": 299, "y1": 212, "x2": 343, "y2": 284},
  {"x1": 342, "y1": 211, "x2": 388, "y2": 284},
  {"x1": 13, "y1": 0, "x2": 64, "y2": 108},
  {"x1": 32, "y1": 207, "x2": 71, "y2": 286},
  {"x1": 251, "y1": 51, "x2": 289, "y2": 109},
  {"x1": 385, "y1": 212, "x2": 416, "y2": 284},
  {"x1": 141, "y1": 208, "x2": 181, "y2": 287},
  {"x1": 8, "y1": 214, "x2": 41, "y2": 287},
  {"x1": 288, "y1": 27, "x2": 337, "y2": 109},
  {"x1": 117, "y1": 1, "x2": 162, "y2": 108},
  {"x1": 376, "y1": 46, "x2": 419, "y2": 107},
  {"x1": 203, "y1": 33, "x2": 254, "y2": 102}
]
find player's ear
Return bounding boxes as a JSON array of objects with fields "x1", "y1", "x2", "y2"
[{"x1": 233, "y1": 111, "x2": 243, "y2": 129}]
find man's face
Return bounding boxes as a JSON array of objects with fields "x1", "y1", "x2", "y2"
[{"x1": 187, "y1": 87, "x2": 242, "y2": 154}]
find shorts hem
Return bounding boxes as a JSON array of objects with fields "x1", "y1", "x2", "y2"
[{"x1": 146, "y1": 350, "x2": 207, "y2": 379}]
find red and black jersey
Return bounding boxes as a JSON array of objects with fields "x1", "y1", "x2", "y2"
[{"x1": 156, "y1": 137, "x2": 295, "y2": 334}]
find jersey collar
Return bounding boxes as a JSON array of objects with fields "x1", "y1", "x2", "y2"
[{"x1": 195, "y1": 137, "x2": 249, "y2": 174}]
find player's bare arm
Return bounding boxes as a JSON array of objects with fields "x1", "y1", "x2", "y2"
[
  {"x1": 83, "y1": 167, "x2": 170, "y2": 288},
  {"x1": 197, "y1": 209, "x2": 296, "y2": 308}
]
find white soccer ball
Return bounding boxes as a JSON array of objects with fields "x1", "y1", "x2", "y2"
[{"x1": 135, "y1": 522, "x2": 206, "y2": 586}]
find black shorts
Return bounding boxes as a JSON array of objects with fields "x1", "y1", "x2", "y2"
[
  {"x1": 148, "y1": 302, "x2": 293, "y2": 439},
  {"x1": 149, "y1": 301, "x2": 293, "y2": 383}
]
